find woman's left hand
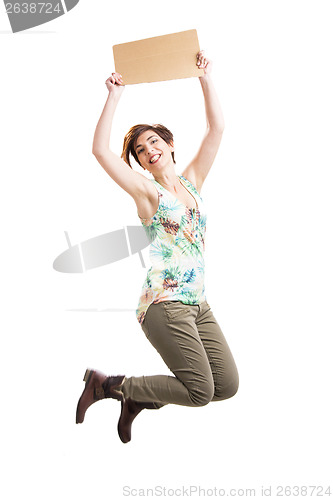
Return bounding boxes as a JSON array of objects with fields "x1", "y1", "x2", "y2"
[{"x1": 196, "y1": 50, "x2": 212, "y2": 76}]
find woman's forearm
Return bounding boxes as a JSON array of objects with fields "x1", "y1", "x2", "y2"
[
  {"x1": 199, "y1": 74, "x2": 225, "y2": 133},
  {"x1": 92, "y1": 91, "x2": 122, "y2": 155}
]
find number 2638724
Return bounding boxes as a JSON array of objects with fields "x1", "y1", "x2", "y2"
[{"x1": 5, "y1": 3, "x2": 62, "y2": 14}]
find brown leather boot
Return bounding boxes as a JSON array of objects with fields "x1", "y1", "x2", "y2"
[
  {"x1": 76, "y1": 368, "x2": 125, "y2": 424},
  {"x1": 117, "y1": 397, "x2": 156, "y2": 443}
]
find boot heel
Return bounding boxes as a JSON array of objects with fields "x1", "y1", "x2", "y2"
[{"x1": 83, "y1": 368, "x2": 93, "y2": 383}]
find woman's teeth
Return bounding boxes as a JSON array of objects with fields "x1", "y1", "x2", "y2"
[{"x1": 150, "y1": 154, "x2": 161, "y2": 164}]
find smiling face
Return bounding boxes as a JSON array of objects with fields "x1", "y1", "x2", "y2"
[{"x1": 134, "y1": 130, "x2": 175, "y2": 172}]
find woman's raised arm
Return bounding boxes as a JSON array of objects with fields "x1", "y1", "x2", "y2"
[
  {"x1": 182, "y1": 51, "x2": 225, "y2": 192},
  {"x1": 92, "y1": 73, "x2": 149, "y2": 199}
]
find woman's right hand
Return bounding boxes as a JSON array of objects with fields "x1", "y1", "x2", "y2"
[{"x1": 105, "y1": 72, "x2": 125, "y2": 96}]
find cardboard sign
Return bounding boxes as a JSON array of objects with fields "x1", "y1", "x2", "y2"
[{"x1": 113, "y1": 30, "x2": 204, "y2": 85}]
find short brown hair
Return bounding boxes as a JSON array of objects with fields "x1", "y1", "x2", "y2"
[{"x1": 121, "y1": 124, "x2": 175, "y2": 169}]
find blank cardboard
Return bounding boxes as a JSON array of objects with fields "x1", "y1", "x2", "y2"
[{"x1": 113, "y1": 30, "x2": 204, "y2": 85}]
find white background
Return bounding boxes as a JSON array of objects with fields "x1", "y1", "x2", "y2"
[{"x1": 1, "y1": 0, "x2": 332, "y2": 498}]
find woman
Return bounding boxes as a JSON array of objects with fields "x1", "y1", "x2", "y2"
[{"x1": 76, "y1": 51, "x2": 239, "y2": 443}]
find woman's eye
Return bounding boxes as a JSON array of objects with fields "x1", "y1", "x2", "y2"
[{"x1": 151, "y1": 139, "x2": 157, "y2": 144}]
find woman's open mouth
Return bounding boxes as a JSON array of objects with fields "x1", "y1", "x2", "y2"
[{"x1": 150, "y1": 154, "x2": 161, "y2": 164}]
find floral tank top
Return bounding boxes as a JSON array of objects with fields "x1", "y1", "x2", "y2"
[{"x1": 136, "y1": 175, "x2": 207, "y2": 325}]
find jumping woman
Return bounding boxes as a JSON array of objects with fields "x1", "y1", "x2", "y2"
[{"x1": 76, "y1": 51, "x2": 239, "y2": 443}]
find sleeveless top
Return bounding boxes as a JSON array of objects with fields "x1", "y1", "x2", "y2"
[{"x1": 136, "y1": 175, "x2": 207, "y2": 325}]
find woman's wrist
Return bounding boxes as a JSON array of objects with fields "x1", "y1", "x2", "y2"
[
  {"x1": 199, "y1": 72, "x2": 213, "y2": 88},
  {"x1": 106, "y1": 88, "x2": 124, "y2": 108}
]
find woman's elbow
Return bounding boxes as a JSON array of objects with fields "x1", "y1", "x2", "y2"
[
  {"x1": 92, "y1": 147, "x2": 106, "y2": 158},
  {"x1": 208, "y1": 125, "x2": 224, "y2": 139},
  {"x1": 216, "y1": 120, "x2": 225, "y2": 135}
]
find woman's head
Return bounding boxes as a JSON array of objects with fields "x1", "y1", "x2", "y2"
[{"x1": 121, "y1": 124, "x2": 175, "y2": 170}]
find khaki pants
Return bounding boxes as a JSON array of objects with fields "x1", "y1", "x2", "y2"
[{"x1": 122, "y1": 300, "x2": 239, "y2": 408}]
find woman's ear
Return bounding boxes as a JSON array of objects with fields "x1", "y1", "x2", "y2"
[{"x1": 169, "y1": 140, "x2": 175, "y2": 152}]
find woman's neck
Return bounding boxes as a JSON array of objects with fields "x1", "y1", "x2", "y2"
[{"x1": 153, "y1": 166, "x2": 180, "y2": 193}]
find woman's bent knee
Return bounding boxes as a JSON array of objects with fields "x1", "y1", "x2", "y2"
[
  {"x1": 225, "y1": 379, "x2": 239, "y2": 399},
  {"x1": 215, "y1": 375, "x2": 239, "y2": 401},
  {"x1": 188, "y1": 381, "x2": 215, "y2": 407}
]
